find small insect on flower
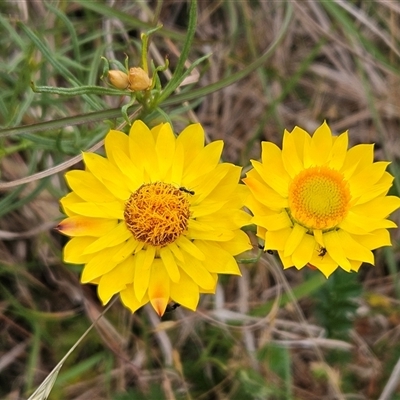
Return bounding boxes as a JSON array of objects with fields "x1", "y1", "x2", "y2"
[
  {"x1": 165, "y1": 302, "x2": 181, "y2": 312},
  {"x1": 179, "y1": 187, "x2": 195, "y2": 195},
  {"x1": 318, "y1": 247, "x2": 327, "y2": 258},
  {"x1": 256, "y1": 243, "x2": 274, "y2": 254}
]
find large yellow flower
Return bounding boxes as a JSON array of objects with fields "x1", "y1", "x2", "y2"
[
  {"x1": 244, "y1": 122, "x2": 400, "y2": 277},
  {"x1": 58, "y1": 121, "x2": 251, "y2": 315}
]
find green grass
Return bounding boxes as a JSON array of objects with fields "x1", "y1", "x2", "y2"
[{"x1": 1, "y1": 1, "x2": 400, "y2": 399}]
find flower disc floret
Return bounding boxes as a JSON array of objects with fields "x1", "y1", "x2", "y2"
[
  {"x1": 244, "y1": 121, "x2": 400, "y2": 278},
  {"x1": 124, "y1": 182, "x2": 190, "y2": 246},
  {"x1": 288, "y1": 166, "x2": 350, "y2": 230}
]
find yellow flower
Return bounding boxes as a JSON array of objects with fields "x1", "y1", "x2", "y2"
[
  {"x1": 58, "y1": 121, "x2": 251, "y2": 315},
  {"x1": 243, "y1": 121, "x2": 400, "y2": 278}
]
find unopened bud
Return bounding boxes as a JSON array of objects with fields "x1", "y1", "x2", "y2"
[
  {"x1": 128, "y1": 67, "x2": 151, "y2": 91},
  {"x1": 108, "y1": 70, "x2": 129, "y2": 90}
]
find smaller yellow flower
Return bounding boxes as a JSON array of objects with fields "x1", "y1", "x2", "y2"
[
  {"x1": 58, "y1": 121, "x2": 251, "y2": 315},
  {"x1": 244, "y1": 121, "x2": 400, "y2": 278}
]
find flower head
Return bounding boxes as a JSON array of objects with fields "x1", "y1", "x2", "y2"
[
  {"x1": 128, "y1": 67, "x2": 151, "y2": 91},
  {"x1": 108, "y1": 70, "x2": 129, "y2": 90},
  {"x1": 58, "y1": 121, "x2": 251, "y2": 315},
  {"x1": 244, "y1": 121, "x2": 400, "y2": 278}
]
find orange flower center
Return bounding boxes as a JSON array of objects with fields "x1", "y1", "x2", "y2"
[
  {"x1": 288, "y1": 166, "x2": 350, "y2": 230},
  {"x1": 124, "y1": 182, "x2": 191, "y2": 247}
]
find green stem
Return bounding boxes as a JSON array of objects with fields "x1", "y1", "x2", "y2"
[{"x1": 31, "y1": 82, "x2": 130, "y2": 97}]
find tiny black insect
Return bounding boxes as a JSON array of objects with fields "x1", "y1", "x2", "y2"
[
  {"x1": 256, "y1": 243, "x2": 274, "y2": 254},
  {"x1": 179, "y1": 187, "x2": 195, "y2": 195},
  {"x1": 165, "y1": 302, "x2": 181, "y2": 313},
  {"x1": 318, "y1": 247, "x2": 327, "y2": 257}
]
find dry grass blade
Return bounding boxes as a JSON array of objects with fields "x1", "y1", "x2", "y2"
[
  {"x1": 27, "y1": 300, "x2": 116, "y2": 400},
  {"x1": 378, "y1": 355, "x2": 400, "y2": 400},
  {"x1": 27, "y1": 363, "x2": 63, "y2": 400}
]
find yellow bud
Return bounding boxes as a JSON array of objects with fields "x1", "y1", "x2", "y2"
[
  {"x1": 108, "y1": 70, "x2": 129, "y2": 90},
  {"x1": 128, "y1": 67, "x2": 152, "y2": 91}
]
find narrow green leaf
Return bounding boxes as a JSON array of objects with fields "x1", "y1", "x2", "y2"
[
  {"x1": 157, "y1": 0, "x2": 198, "y2": 103},
  {"x1": 161, "y1": 2, "x2": 294, "y2": 106}
]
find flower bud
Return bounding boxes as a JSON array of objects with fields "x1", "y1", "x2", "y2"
[
  {"x1": 128, "y1": 67, "x2": 152, "y2": 91},
  {"x1": 108, "y1": 70, "x2": 129, "y2": 90}
]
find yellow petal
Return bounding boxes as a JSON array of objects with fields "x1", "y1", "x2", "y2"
[
  {"x1": 105, "y1": 129, "x2": 130, "y2": 163},
  {"x1": 350, "y1": 229, "x2": 391, "y2": 250},
  {"x1": 261, "y1": 141, "x2": 289, "y2": 183},
  {"x1": 134, "y1": 246, "x2": 155, "y2": 301},
  {"x1": 81, "y1": 244, "x2": 126, "y2": 282},
  {"x1": 170, "y1": 270, "x2": 199, "y2": 311},
  {"x1": 310, "y1": 121, "x2": 333, "y2": 166},
  {"x1": 83, "y1": 222, "x2": 132, "y2": 254},
  {"x1": 349, "y1": 260, "x2": 363, "y2": 272},
  {"x1": 252, "y1": 211, "x2": 292, "y2": 231},
  {"x1": 170, "y1": 139, "x2": 185, "y2": 185},
  {"x1": 329, "y1": 131, "x2": 348, "y2": 170},
  {"x1": 178, "y1": 255, "x2": 215, "y2": 290},
  {"x1": 57, "y1": 216, "x2": 118, "y2": 237},
  {"x1": 315, "y1": 263, "x2": 339, "y2": 278},
  {"x1": 353, "y1": 179, "x2": 394, "y2": 205},
  {"x1": 155, "y1": 123, "x2": 176, "y2": 180},
  {"x1": 165, "y1": 242, "x2": 183, "y2": 263},
  {"x1": 82, "y1": 152, "x2": 132, "y2": 201},
  {"x1": 176, "y1": 123, "x2": 205, "y2": 170},
  {"x1": 201, "y1": 164, "x2": 242, "y2": 200},
  {"x1": 192, "y1": 163, "x2": 231, "y2": 203},
  {"x1": 281, "y1": 127, "x2": 309, "y2": 178},
  {"x1": 284, "y1": 223, "x2": 307, "y2": 257},
  {"x1": 265, "y1": 228, "x2": 292, "y2": 251},
  {"x1": 176, "y1": 235, "x2": 205, "y2": 260},
  {"x1": 291, "y1": 233, "x2": 315, "y2": 269},
  {"x1": 63, "y1": 200, "x2": 124, "y2": 219},
  {"x1": 65, "y1": 170, "x2": 116, "y2": 203},
  {"x1": 341, "y1": 144, "x2": 374, "y2": 179},
  {"x1": 148, "y1": 259, "x2": 170, "y2": 316},
  {"x1": 64, "y1": 237, "x2": 96, "y2": 264},
  {"x1": 342, "y1": 211, "x2": 397, "y2": 233},
  {"x1": 352, "y1": 196, "x2": 400, "y2": 219},
  {"x1": 243, "y1": 173, "x2": 288, "y2": 209},
  {"x1": 349, "y1": 162, "x2": 391, "y2": 198},
  {"x1": 129, "y1": 120, "x2": 158, "y2": 179},
  {"x1": 112, "y1": 237, "x2": 139, "y2": 263},
  {"x1": 195, "y1": 241, "x2": 241, "y2": 275},
  {"x1": 195, "y1": 209, "x2": 249, "y2": 232},
  {"x1": 198, "y1": 272, "x2": 218, "y2": 293},
  {"x1": 183, "y1": 141, "x2": 224, "y2": 184},
  {"x1": 106, "y1": 146, "x2": 144, "y2": 192},
  {"x1": 97, "y1": 256, "x2": 135, "y2": 304},
  {"x1": 120, "y1": 284, "x2": 149, "y2": 313},
  {"x1": 160, "y1": 246, "x2": 180, "y2": 283},
  {"x1": 60, "y1": 192, "x2": 84, "y2": 216},
  {"x1": 188, "y1": 221, "x2": 235, "y2": 242},
  {"x1": 218, "y1": 229, "x2": 252, "y2": 255},
  {"x1": 337, "y1": 230, "x2": 374, "y2": 264},
  {"x1": 323, "y1": 230, "x2": 351, "y2": 271},
  {"x1": 251, "y1": 160, "x2": 289, "y2": 198}
]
